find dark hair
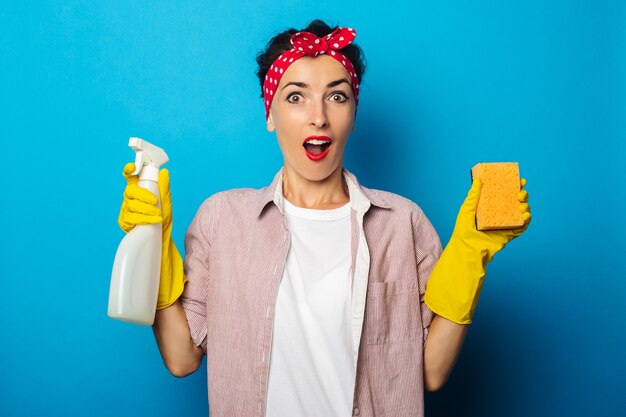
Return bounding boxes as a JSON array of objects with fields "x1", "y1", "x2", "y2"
[{"x1": 255, "y1": 19, "x2": 367, "y2": 98}]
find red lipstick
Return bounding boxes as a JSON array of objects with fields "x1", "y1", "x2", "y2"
[{"x1": 303, "y1": 135, "x2": 332, "y2": 161}]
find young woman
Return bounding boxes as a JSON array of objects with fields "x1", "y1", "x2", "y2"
[{"x1": 118, "y1": 19, "x2": 531, "y2": 417}]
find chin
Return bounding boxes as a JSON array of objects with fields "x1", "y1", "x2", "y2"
[{"x1": 300, "y1": 161, "x2": 342, "y2": 183}]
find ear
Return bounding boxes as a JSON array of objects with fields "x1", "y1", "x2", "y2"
[{"x1": 266, "y1": 112, "x2": 275, "y2": 132}]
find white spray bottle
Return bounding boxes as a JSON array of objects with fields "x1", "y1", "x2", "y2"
[{"x1": 108, "y1": 138, "x2": 169, "y2": 325}]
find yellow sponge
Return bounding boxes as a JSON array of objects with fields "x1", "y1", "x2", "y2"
[{"x1": 471, "y1": 162, "x2": 524, "y2": 231}]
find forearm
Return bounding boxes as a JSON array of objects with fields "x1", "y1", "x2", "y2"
[
  {"x1": 423, "y1": 314, "x2": 468, "y2": 391},
  {"x1": 152, "y1": 299, "x2": 204, "y2": 377}
]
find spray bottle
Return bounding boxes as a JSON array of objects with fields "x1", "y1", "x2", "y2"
[{"x1": 108, "y1": 138, "x2": 169, "y2": 325}]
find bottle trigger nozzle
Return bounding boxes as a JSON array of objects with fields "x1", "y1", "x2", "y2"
[{"x1": 128, "y1": 137, "x2": 169, "y2": 180}]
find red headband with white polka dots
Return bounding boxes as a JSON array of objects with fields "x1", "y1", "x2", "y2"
[{"x1": 263, "y1": 27, "x2": 359, "y2": 119}]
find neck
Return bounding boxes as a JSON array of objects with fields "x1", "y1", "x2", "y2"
[{"x1": 282, "y1": 165, "x2": 349, "y2": 209}]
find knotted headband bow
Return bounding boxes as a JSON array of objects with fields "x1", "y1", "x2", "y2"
[{"x1": 263, "y1": 27, "x2": 359, "y2": 119}]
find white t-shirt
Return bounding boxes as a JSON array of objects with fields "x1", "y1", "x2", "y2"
[{"x1": 265, "y1": 199, "x2": 354, "y2": 417}]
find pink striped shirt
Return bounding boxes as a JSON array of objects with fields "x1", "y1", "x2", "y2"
[{"x1": 181, "y1": 168, "x2": 442, "y2": 417}]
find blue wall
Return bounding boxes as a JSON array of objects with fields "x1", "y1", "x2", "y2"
[{"x1": 1, "y1": 1, "x2": 624, "y2": 416}]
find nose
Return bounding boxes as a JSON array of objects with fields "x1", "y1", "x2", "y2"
[{"x1": 309, "y1": 99, "x2": 329, "y2": 130}]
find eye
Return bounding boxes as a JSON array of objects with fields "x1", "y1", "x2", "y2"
[
  {"x1": 286, "y1": 92, "x2": 304, "y2": 103},
  {"x1": 329, "y1": 92, "x2": 348, "y2": 103}
]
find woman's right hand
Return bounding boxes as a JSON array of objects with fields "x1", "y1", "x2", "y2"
[
  {"x1": 117, "y1": 162, "x2": 186, "y2": 310},
  {"x1": 118, "y1": 162, "x2": 202, "y2": 376},
  {"x1": 118, "y1": 162, "x2": 165, "y2": 232}
]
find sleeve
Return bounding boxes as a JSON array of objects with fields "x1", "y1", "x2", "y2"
[
  {"x1": 180, "y1": 198, "x2": 217, "y2": 354},
  {"x1": 411, "y1": 206, "x2": 443, "y2": 343}
]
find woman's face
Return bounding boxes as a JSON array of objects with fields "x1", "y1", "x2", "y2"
[{"x1": 267, "y1": 54, "x2": 356, "y2": 183}]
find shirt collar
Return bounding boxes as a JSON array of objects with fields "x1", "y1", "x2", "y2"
[{"x1": 255, "y1": 167, "x2": 391, "y2": 217}]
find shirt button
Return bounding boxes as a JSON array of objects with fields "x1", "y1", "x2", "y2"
[{"x1": 353, "y1": 407, "x2": 360, "y2": 415}]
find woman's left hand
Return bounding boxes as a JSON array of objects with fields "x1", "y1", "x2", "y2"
[
  {"x1": 451, "y1": 177, "x2": 532, "y2": 262},
  {"x1": 423, "y1": 179, "x2": 532, "y2": 325}
]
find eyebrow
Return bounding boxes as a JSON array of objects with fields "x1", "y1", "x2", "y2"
[{"x1": 281, "y1": 78, "x2": 351, "y2": 91}]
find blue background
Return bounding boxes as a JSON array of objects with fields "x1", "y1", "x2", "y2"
[{"x1": 1, "y1": 1, "x2": 624, "y2": 416}]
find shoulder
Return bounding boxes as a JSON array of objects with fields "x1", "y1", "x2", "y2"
[
  {"x1": 187, "y1": 186, "x2": 269, "y2": 241},
  {"x1": 360, "y1": 185, "x2": 442, "y2": 254},
  {"x1": 360, "y1": 184, "x2": 440, "y2": 240},
  {"x1": 362, "y1": 185, "x2": 427, "y2": 220},
  {"x1": 344, "y1": 169, "x2": 427, "y2": 220},
  {"x1": 194, "y1": 187, "x2": 267, "y2": 215}
]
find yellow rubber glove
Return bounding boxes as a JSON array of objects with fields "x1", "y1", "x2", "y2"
[
  {"x1": 118, "y1": 163, "x2": 187, "y2": 310},
  {"x1": 424, "y1": 178, "x2": 532, "y2": 324}
]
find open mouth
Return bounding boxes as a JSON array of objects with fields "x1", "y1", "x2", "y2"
[{"x1": 303, "y1": 136, "x2": 332, "y2": 161}]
